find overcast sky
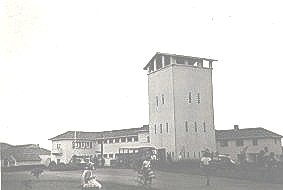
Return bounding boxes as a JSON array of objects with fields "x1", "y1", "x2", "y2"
[{"x1": 1, "y1": 0, "x2": 283, "y2": 149}]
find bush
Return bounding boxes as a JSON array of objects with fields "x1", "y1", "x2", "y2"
[{"x1": 48, "y1": 161, "x2": 57, "y2": 171}]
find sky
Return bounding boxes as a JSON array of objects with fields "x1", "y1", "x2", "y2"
[{"x1": 0, "y1": 0, "x2": 283, "y2": 150}]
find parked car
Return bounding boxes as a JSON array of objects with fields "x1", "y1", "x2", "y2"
[{"x1": 210, "y1": 154, "x2": 239, "y2": 169}]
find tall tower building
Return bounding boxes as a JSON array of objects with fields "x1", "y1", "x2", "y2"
[{"x1": 144, "y1": 53, "x2": 217, "y2": 160}]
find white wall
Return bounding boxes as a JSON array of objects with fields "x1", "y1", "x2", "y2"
[
  {"x1": 173, "y1": 64, "x2": 216, "y2": 159},
  {"x1": 148, "y1": 60, "x2": 216, "y2": 160},
  {"x1": 148, "y1": 65, "x2": 176, "y2": 156}
]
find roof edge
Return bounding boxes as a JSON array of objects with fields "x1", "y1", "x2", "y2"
[{"x1": 143, "y1": 52, "x2": 218, "y2": 70}]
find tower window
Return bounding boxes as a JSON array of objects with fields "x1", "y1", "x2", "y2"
[
  {"x1": 156, "y1": 96, "x2": 159, "y2": 107},
  {"x1": 162, "y1": 94, "x2": 165, "y2": 104},
  {"x1": 147, "y1": 136, "x2": 150, "y2": 142},
  {"x1": 160, "y1": 124, "x2": 163, "y2": 134},
  {"x1": 188, "y1": 92, "x2": 192, "y2": 103},
  {"x1": 203, "y1": 122, "x2": 206, "y2": 132},
  {"x1": 194, "y1": 122, "x2": 197, "y2": 132},
  {"x1": 166, "y1": 123, "x2": 169, "y2": 133},
  {"x1": 197, "y1": 93, "x2": 200, "y2": 104},
  {"x1": 154, "y1": 125, "x2": 157, "y2": 134},
  {"x1": 185, "y1": 121, "x2": 188, "y2": 132},
  {"x1": 252, "y1": 139, "x2": 258, "y2": 146}
]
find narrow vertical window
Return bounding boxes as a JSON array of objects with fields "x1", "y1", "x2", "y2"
[
  {"x1": 185, "y1": 121, "x2": 188, "y2": 132},
  {"x1": 194, "y1": 122, "x2": 197, "y2": 132},
  {"x1": 194, "y1": 152, "x2": 196, "y2": 158},
  {"x1": 166, "y1": 123, "x2": 169, "y2": 133},
  {"x1": 203, "y1": 122, "x2": 206, "y2": 132},
  {"x1": 188, "y1": 92, "x2": 192, "y2": 103},
  {"x1": 156, "y1": 96, "x2": 159, "y2": 107},
  {"x1": 187, "y1": 152, "x2": 190, "y2": 158},
  {"x1": 160, "y1": 124, "x2": 163, "y2": 134},
  {"x1": 162, "y1": 94, "x2": 165, "y2": 104},
  {"x1": 197, "y1": 93, "x2": 200, "y2": 104},
  {"x1": 154, "y1": 125, "x2": 157, "y2": 134},
  {"x1": 252, "y1": 139, "x2": 258, "y2": 146}
]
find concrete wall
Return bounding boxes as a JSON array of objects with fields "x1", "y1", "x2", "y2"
[
  {"x1": 173, "y1": 65, "x2": 216, "y2": 159},
  {"x1": 148, "y1": 65, "x2": 176, "y2": 157},
  {"x1": 39, "y1": 155, "x2": 51, "y2": 167},
  {"x1": 216, "y1": 138, "x2": 282, "y2": 161},
  {"x1": 147, "y1": 63, "x2": 216, "y2": 160}
]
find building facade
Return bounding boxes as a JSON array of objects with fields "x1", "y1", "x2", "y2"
[
  {"x1": 216, "y1": 125, "x2": 283, "y2": 162},
  {"x1": 144, "y1": 53, "x2": 217, "y2": 160},
  {"x1": 49, "y1": 125, "x2": 150, "y2": 165}
]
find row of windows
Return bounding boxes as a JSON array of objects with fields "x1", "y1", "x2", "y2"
[
  {"x1": 103, "y1": 153, "x2": 117, "y2": 159},
  {"x1": 72, "y1": 141, "x2": 94, "y2": 149},
  {"x1": 220, "y1": 138, "x2": 279, "y2": 147},
  {"x1": 185, "y1": 121, "x2": 206, "y2": 133},
  {"x1": 154, "y1": 122, "x2": 207, "y2": 134},
  {"x1": 70, "y1": 136, "x2": 139, "y2": 149},
  {"x1": 155, "y1": 92, "x2": 201, "y2": 107},
  {"x1": 154, "y1": 123, "x2": 169, "y2": 134},
  {"x1": 98, "y1": 136, "x2": 139, "y2": 144},
  {"x1": 167, "y1": 151, "x2": 202, "y2": 159},
  {"x1": 188, "y1": 92, "x2": 201, "y2": 104}
]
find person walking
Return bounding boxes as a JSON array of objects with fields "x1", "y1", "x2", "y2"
[{"x1": 200, "y1": 151, "x2": 212, "y2": 186}]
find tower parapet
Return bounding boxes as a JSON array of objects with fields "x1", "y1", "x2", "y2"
[{"x1": 143, "y1": 52, "x2": 217, "y2": 73}]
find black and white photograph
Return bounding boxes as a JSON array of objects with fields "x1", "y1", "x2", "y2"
[{"x1": 1, "y1": 0, "x2": 283, "y2": 190}]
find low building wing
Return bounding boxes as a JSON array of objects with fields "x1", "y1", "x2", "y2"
[
  {"x1": 216, "y1": 127, "x2": 282, "y2": 140},
  {"x1": 49, "y1": 125, "x2": 149, "y2": 141}
]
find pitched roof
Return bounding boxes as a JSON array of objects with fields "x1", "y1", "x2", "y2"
[
  {"x1": 38, "y1": 148, "x2": 51, "y2": 155},
  {"x1": 215, "y1": 127, "x2": 282, "y2": 140},
  {"x1": 11, "y1": 150, "x2": 42, "y2": 162},
  {"x1": 0, "y1": 142, "x2": 13, "y2": 151},
  {"x1": 1, "y1": 146, "x2": 51, "y2": 162},
  {"x1": 49, "y1": 125, "x2": 149, "y2": 141},
  {"x1": 143, "y1": 52, "x2": 218, "y2": 70}
]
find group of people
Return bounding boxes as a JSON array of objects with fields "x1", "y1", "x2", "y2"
[
  {"x1": 81, "y1": 162, "x2": 102, "y2": 189},
  {"x1": 80, "y1": 150, "x2": 213, "y2": 188}
]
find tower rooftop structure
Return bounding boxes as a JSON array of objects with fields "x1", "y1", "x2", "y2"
[{"x1": 143, "y1": 52, "x2": 217, "y2": 73}]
